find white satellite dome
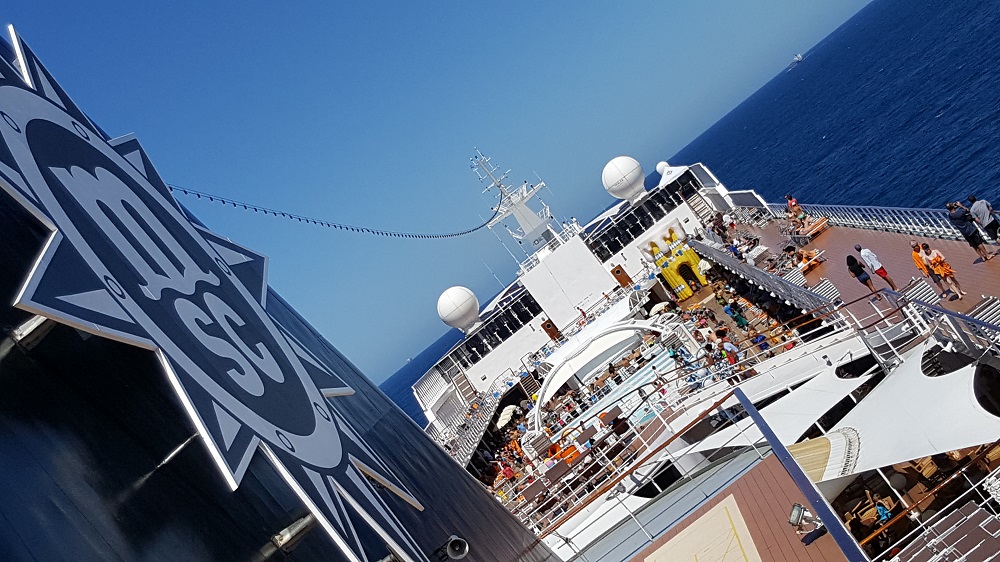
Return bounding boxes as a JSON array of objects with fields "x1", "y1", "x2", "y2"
[
  {"x1": 437, "y1": 286, "x2": 480, "y2": 331},
  {"x1": 655, "y1": 161, "x2": 670, "y2": 174},
  {"x1": 602, "y1": 156, "x2": 645, "y2": 201}
]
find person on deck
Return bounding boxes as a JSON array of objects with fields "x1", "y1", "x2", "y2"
[
  {"x1": 968, "y1": 195, "x2": 1000, "y2": 243},
  {"x1": 786, "y1": 195, "x2": 813, "y2": 231},
  {"x1": 855, "y1": 244, "x2": 898, "y2": 290},
  {"x1": 724, "y1": 299, "x2": 750, "y2": 329},
  {"x1": 846, "y1": 254, "x2": 881, "y2": 301},
  {"x1": 947, "y1": 201, "x2": 992, "y2": 261},
  {"x1": 910, "y1": 240, "x2": 947, "y2": 296},
  {"x1": 722, "y1": 340, "x2": 742, "y2": 364},
  {"x1": 920, "y1": 243, "x2": 966, "y2": 299}
]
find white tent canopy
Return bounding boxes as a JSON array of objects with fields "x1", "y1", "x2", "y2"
[
  {"x1": 673, "y1": 359, "x2": 874, "y2": 457},
  {"x1": 532, "y1": 318, "x2": 665, "y2": 426},
  {"x1": 496, "y1": 405, "x2": 520, "y2": 429},
  {"x1": 817, "y1": 339, "x2": 1000, "y2": 482}
]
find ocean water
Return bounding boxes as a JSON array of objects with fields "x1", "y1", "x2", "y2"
[
  {"x1": 672, "y1": 0, "x2": 1000, "y2": 209},
  {"x1": 382, "y1": 0, "x2": 1000, "y2": 424}
]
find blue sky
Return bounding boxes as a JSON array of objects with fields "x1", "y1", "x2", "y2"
[{"x1": 6, "y1": 2, "x2": 870, "y2": 383}]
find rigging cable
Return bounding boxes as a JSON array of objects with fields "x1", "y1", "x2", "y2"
[{"x1": 167, "y1": 183, "x2": 501, "y2": 240}]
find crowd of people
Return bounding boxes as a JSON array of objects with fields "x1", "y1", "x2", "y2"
[
  {"x1": 680, "y1": 291, "x2": 798, "y2": 389},
  {"x1": 842, "y1": 195, "x2": 1000, "y2": 301},
  {"x1": 723, "y1": 193, "x2": 1000, "y2": 304}
]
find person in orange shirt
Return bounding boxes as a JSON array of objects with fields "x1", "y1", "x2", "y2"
[
  {"x1": 910, "y1": 240, "x2": 946, "y2": 296},
  {"x1": 920, "y1": 243, "x2": 966, "y2": 299}
]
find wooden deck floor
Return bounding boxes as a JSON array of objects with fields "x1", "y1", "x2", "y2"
[
  {"x1": 746, "y1": 221, "x2": 1000, "y2": 317},
  {"x1": 630, "y1": 454, "x2": 848, "y2": 562}
]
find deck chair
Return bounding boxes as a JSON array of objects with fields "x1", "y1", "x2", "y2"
[
  {"x1": 897, "y1": 277, "x2": 945, "y2": 326},
  {"x1": 901, "y1": 277, "x2": 943, "y2": 306},
  {"x1": 746, "y1": 245, "x2": 770, "y2": 266},
  {"x1": 964, "y1": 295, "x2": 1000, "y2": 345},
  {"x1": 968, "y1": 295, "x2": 1000, "y2": 325},
  {"x1": 790, "y1": 216, "x2": 830, "y2": 246},
  {"x1": 798, "y1": 249, "x2": 826, "y2": 273},
  {"x1": 811, "y1": 277, "x2": 842, "y2": 303},
  {"x1": 781, "y1": 267, "x2": 808, "y2": 287}
]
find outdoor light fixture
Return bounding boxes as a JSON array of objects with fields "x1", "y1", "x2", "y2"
[{"x1": 377, "y1": 536, "x2": 468, "y2": 562}]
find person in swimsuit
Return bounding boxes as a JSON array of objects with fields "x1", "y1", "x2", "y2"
[{"x1": 846, "y1": 254, "x2": 881, "y2": 300}]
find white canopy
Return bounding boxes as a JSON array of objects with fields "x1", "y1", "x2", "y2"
[
  {"x1": 533, "y1": 317, "x2": 665, "y2": 426},
  {"x1": 496, "y1": 405, "x2": 520, "y2": 429},
  {"x1": 817, "y1": 339, "x2": 1000, "y2": 482},
  {"x1": 673, "y1": 356, "x2": 873, "y2": 457}
]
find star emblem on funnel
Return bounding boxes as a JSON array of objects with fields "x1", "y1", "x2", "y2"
[{"x1": 0, "y1": 27, "x2": 426, "y2": 562}]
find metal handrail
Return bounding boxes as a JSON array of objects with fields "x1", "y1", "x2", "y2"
[
  {"x1": 759, "y1": 201, "x2": 970, "y2": 241},
  {"x1": 860, "y1": 437, "x2": 1000, "y2": 547},
  {"x1": 537, "y1": 389, "x2": 737, "y2": 538},
  {"x1": 504, "y1": 286, "x2": 917, "y2": 527},
  {"x1": 689, "y1": 239, "x2": 847, "y2": 324},
  {"x1": 508, "y1": 316, "x2": 857, "y2": 526}
]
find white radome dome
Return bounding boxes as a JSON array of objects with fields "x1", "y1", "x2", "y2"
[
  {"x1": 437, "y1": 286, "x2": 480, "y2": 331},
  {"x1": 655, "y1": 161, "x2": 669, "y2": 174},
  {"x1": 602, "y1": 156, "x2": 645, "y2": 201}
]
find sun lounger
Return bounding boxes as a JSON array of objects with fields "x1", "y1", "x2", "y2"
[
  {"x1": 790, "y1": 216, "x2": 830, "y2": 246},
  {"x1": 811, "y1": 277, "x2": 842, "y2": 303},
  {"x1": 798, "y1": 249, "x2": 825, "y2": 273},
  {"x1": 781, "y1": 267, "x2": 808, "y2": 287}
]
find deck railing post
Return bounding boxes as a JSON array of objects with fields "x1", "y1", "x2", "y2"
[{"x1": 733, "y1": 388, "x2": 870, "y2": 561}]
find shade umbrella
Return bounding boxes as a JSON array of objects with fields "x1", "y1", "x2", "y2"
[
  {"x1": 649, "y1": 301, "x2": 672, "y2": 316},
  {"x1": 495, "y1": 405, "x2": 519, "y2": 429}
]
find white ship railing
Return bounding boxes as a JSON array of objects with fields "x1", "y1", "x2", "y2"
[
  {"x1": 866, "y1": 451, "x2": 1000, "y2": 561},
  {"x1": 443, "y1": 368, "x2": 522, "y2": 465},
  {"x1": 411, "y1": 367, "x2": 450, "y2": 409},
  {"x1": 755, "y1": 201, "x2": 972, "y2": 241}
]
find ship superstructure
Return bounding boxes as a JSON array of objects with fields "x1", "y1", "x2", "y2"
[
  {"x1": 413, "y1": 153, "x2": 725, "y2": 469},
  {"x1": 413, "y1": 152, "x2": 1000, "y2": 562}
]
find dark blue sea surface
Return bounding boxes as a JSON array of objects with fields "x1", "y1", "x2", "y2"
[
  {"x1": 672, "y1": 0, "x2": 1000, "y2": 209},
  {"x1": 380, "y1": 329, "x2": 463, "y2": 425},
  {"x1": 383, "y1": 0, "x2": 1000, "y2": 423}
]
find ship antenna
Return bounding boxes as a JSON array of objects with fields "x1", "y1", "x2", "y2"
[
  {"x1": 471, "y1": 148, "x2": 511, "y2": 198},
  {"x1": 479, "y1": 212, "x2": 525, "y2": 272},
  {"x1": 470, "y1": 148, "x2": 553, "y2": 247},
  {"x1": 479, "y1": 258, "x2": 505, "y2": 289}
]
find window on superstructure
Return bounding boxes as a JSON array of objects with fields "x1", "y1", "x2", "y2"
[{"x1": 635, "y1": 203, "x2": 655, "y2": 230}]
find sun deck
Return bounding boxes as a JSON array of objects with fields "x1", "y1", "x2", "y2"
[
  {"x1": 585, "y1": 452, "x2": 849, "y2": 562},
  {"x1": 739, "y1": 219, "x2": 1000, "y2": 317}
]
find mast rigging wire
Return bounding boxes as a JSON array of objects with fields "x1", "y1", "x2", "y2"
[{"x1": 167, "y1": 183, "x2": 500, "y2": 239}]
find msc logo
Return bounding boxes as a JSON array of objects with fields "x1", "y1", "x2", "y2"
[{"x1": 0, "y1": 30, "x2": 425, "y2": 562}]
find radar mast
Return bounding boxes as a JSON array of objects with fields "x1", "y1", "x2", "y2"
[{"x1": 471, "y1": 149, "x2": 556, "y2": 247}]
